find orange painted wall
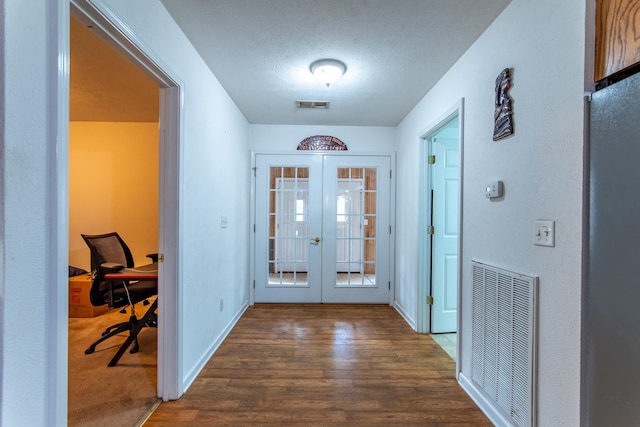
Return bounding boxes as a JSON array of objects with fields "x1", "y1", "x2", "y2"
[{"x1": 68, "y1": 121, "x2": 159, "y2": 271}]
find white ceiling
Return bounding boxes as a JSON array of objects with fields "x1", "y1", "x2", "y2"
[{"x1": 71, "y1": 1, "x2": 511, "y2": 126}]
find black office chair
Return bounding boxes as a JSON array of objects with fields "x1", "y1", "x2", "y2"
[{"x1": 81, "y1": 232, "x2": 158, "y2": 360}]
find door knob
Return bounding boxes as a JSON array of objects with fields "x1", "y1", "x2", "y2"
[{"x1": 310, "y1": 237, "x2": 321, "y2": 244}]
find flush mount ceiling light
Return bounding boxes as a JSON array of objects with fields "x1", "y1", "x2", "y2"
[{"x1": 310, "y1": 59, "x2": 346, "y2": 87}]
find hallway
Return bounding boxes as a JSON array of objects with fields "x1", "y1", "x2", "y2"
[{"x1": 145, "y1": 304, "x2": 490, "y2": 426}]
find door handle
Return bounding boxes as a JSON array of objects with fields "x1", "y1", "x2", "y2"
[{"x1": 310, "y1": 237, "x2": 321, "y2": 244}]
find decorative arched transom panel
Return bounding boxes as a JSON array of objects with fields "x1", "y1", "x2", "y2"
[{"x1": 297, "y1": 135, "x2": 348, "y2": 151}]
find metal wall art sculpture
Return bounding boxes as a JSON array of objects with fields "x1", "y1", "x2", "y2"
[
  {"x1": 297, "y1": 135, "x2": 348, "y2": 151},
  {"x1": 493, "y1": 68, "x2": 514, "y2": 141}
]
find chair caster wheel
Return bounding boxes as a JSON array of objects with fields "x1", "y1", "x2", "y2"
[
  {"x1": 85, "y1": 347, "x2": 95, "y2": 355},
  {"x1": 130, "y1": 348, "x2": 139, "y2": 354}
]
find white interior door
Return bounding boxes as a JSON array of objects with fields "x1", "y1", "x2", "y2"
[
  {"x1": 430, "y1": 136, "x2": 459, "y2": 332},
  {"x1": 255, "y1": 154, "x2": 391, "y2": 303}
]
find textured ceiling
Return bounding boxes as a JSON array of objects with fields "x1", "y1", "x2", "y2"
[
  {"x1": 160, "y1": 0, "x2": 511, "y2": 126},
  {"x1": 70, "y1": 16, "x2": 159, "y2": 122},
  {"x1": 70, "y1": 1, "x2": 511, "y2": 126}
]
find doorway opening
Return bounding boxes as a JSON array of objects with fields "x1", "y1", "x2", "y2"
[
  {"x1": 65, "y1": 0, "x2": 182, "y2": 421},
  {"x1": 417, "y1": 101, "x2": 464, "y2": 362},
  {"x1": 67, "y1": 13, "x2": 161, "y2": 425}
]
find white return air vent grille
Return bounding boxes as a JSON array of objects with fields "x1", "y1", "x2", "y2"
[
  {"x1": 471, "y1": 261, "x2": 538, "y2": 427},
  {"x1": 295, "y1": 100, "x2": 330, "y2": 109}
]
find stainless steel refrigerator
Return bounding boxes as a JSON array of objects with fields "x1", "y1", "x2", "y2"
[{"x1": 586, "y1": 71, "x2": 640, "y2": 425}]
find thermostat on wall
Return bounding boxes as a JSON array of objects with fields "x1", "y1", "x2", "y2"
[{"x1": 485, "y1": 180, "x2": 504, "y2": 199}]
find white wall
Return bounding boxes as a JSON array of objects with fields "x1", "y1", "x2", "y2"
[
  {"x1": 68, "y1": 121, "x2": 159, "y2": 270},
  {"x1": 2, "y1": 0, "x2": 251, "y2": 423},
  {"x1": 250, "y1": 124, "x2": 395, "y2": 154},
  {"x1": 1, "y1": 0, "x2": 69, "y2": 425},
  {"x1": 395, "y1": 0, "x2": 586, "y2": 425},
  {"x1": 101, "y1": 0, "x2": 252, "y2": 391}
]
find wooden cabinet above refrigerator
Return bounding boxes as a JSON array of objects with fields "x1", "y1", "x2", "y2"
[{"x1": 595, "y1": 0, "x2": 640, "y2": 84}]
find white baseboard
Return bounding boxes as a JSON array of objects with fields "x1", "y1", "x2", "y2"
[
  {"x1": 458, "y1": 372, "x2": 511, "y2": 427},
  {"x1": 182, "y1": 300, "x2": 250, "y2": 391},
  {"x1": 393, "y1": 300, "x2": 416, "y2": 331}
]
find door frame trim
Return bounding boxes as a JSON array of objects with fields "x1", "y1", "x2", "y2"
[
  {"x1": 68, "y1": 0, "x2": 184, "y2": 401},
  {"x1": 250, "y1": 151, "x2": 396, "y2": 305},
  {"x1": 417, "y1": 99, "x2": 464, "y2": 355}
]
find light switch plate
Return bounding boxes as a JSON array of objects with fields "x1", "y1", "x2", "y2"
[
  {"x1": 220, "y1": 216, "x2": 228, "y2": 228},
  {"x1": 533, "y1": 220, "x2": 555, "y2": 247}
]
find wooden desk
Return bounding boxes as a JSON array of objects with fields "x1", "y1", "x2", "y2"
[{"x1": 104, "y1": 263, "x2": 158, "y2": 367}]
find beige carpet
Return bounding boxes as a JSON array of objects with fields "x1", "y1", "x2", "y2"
[{"x1": 68, "y1": 299, "x2": 159, "y2": 427}]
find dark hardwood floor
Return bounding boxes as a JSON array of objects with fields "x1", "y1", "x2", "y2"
[{"x1": 145, "y1": 304, "x2": 491, "y2": 426}]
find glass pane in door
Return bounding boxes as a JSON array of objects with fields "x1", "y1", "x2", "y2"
[
  {"x1": 335, "y1": 167, "x2": 377, "y2": 287},
  {"x1": 268, "y1": 166, "x2": 309, "y2": 286}
]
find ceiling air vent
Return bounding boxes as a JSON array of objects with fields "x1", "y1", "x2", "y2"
[{"x1": 296, "y1": 100, "x2": 330, "y2": 109}]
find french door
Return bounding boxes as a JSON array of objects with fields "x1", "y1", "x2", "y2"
[{"x1": 254, "y1": 154, "x2": 391, "y2": 303}]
